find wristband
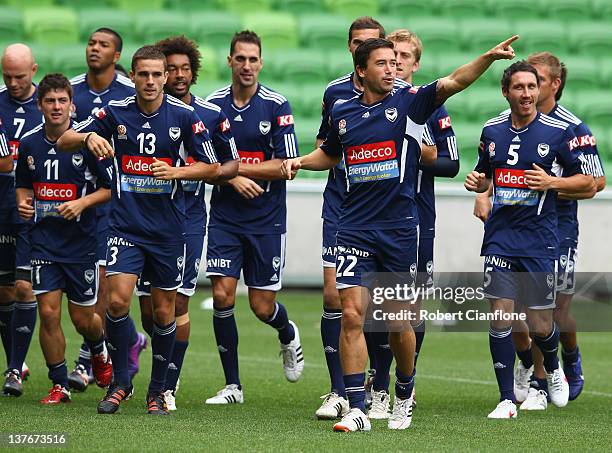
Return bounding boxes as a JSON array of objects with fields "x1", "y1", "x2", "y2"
[{"x1": 83, "y1": 132, "x2": 95, "y2": 149}]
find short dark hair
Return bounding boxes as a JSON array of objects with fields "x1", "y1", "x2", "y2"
[
  {"x1": 230, "y1": 30, "x2": 261, "y2": 56},
  {"x1": 348, "y1": 16, "x2": 385, "y2": 43},
  {"x1": 37, "y1": 73, "x2": 72, "y2": 101},
  {"x1": 156, "y1": 35, "x2": 202, "y2": 85},
  {"x1": 131, "y1": 45, "x2": 166, "y2": 72},
  {"x1": 354, "y1": 38, "x2": 395, "y2": 73},
  {"x1": 91, "y1": 27, "x2": 123, "y2": 52},
  {"x1": 501, "y1": 60, "x2": 540, "y2": 91},
  {"x1": 527, "y1": 51, "x2": 567, "y2": 101}
]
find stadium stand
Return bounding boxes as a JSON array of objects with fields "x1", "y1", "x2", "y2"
[
  {"x1": 243, "y1": 13, "x2": 299, "y2": 49},
  {"x1": 24, "y1": 7, "x2": 79, "y2": 44},
  {"x1": 299, "y1": 15, "x2": 351, "y2": 49},
  {"x1": 189, "y1": 12, "x2": 242, "y2": 50},
  {"x1": 77, "y1": 9, "x2": 136, "y2": 43},
  {"x1": 0, "y1": 7, "x2": 24, "y2": 42},
  {"x1": 135, "y1": 11, "x2": 186, "y2": 43}
]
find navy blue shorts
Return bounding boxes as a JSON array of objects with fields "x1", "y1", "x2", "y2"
[
  {"x1": 335, "y1": 227, "x2": 418, "y2": 290},
  {"x1": 321, "y1": 220, "x2": 338, "y2": 268},
  {"x1": 96, "y1": 215, "x2": 109, "y2": 265},
  {"x1": 557, "y1": 242, "x2": 577, "y2": 295},
  {"x1": 136, "y1": 233, "x2": 204, "y2": 297},
  {"x1": 0, "y1": 222, "x2": 17, "y2": 286},
  {"x1": 417, "y1": 235, "x2": 434, "y2": 288},
  {"x1": 31, "y1": 259, "x2": 98, "y2": 306},
  {"x1": 105, "y1": 232, "x2": 186, "y2": 291},
  {"x1": 482, "y1": 255, "x2": 556, "y2": 309},
  {"x1": 205, "y1": 228, "x2": 285, "y2": 291}
]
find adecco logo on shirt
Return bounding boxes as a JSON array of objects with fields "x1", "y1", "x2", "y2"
[
  {"x1": 33, "y1": 182, "x2": 77, "y2": 200},
  {"x1": 346, "y1": 141, "x2": 396, "y2": 165},
  {"x1": 495, "y1": 168, "x2": 528, "y2": 188},
  {"x1": 122, "y1": 155, "x2": 173, "y2": 175},
  {"x1": 238, "y1": 150, "x2": 264, "y2": 164}
]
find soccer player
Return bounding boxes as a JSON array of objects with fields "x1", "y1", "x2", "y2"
[
  {"x1": 0, "y1": 43, "x2": 42, "y2": 392},
  {"x1": 203, "y1": 30, "x2": 303, "y2": 405},
  {"x1": 465, "y1": 60, "x2": 595, "y2": 419},
  {"x1": 68, "y1": 27, "x2": 147, "y2": 392},
  {"x1": 133, "y1": 35, "x2": 238, "y2": 410},
  {"x1": 283, "y1": 36, "x2": 519, "y2": 432},
  {"x1": 12, "y1": 74, "x2": 113, "y2": 403},
  {"x1": 57, "y1": 46, "x2": 226, "y2": 415},
  {"x1": 362, "y1": 29, "x2": 461, "y2": 419}
]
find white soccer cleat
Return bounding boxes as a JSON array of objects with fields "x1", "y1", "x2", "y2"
[
  {"x1": 333, "y1": 408, "x2": 371, "y2": 432},
  {"x1": 315, "y1": 392, "x2": 349, "y2": 419},
  {"x1": 519, "y1": 388, "x2": 548, "y2": 411},
  {"x1": 487, "y1": 399, "x2": 518, "y2": 419},
  {"x1": 280, "y1": 321, "x2": 304, "y2": 383},
  {"x1": 514, "y1": 362, "x2": 534, "y2": 403},
  {"x1": 547, "y1": 365, "x2": 569, "y2": 408},
  {"x1": 163, "y1": 389, "x2": 177, "y2": 411},
  {"x1": 368, "y1": 390, "x2": 391, "y2": 419},
  {"x1": 388, "y1": 396, "x2": 414, "y2": 430},
  {"x1": 204, "y1": 384, "x2": 244, "y2": 405}
]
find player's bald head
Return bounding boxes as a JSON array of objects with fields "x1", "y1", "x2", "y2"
[
  {"x1": 2, "y1": 43, "x2": 37, "y2": 101},
  {"x1": 2, "y1": 43, "x2": 35, "y2": 68}
]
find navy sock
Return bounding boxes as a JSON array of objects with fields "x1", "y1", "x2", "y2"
[
  {"x1": 264, "y1": 302, "x2": 295, "y2": 345},
  {"x1": 105, "y1": 312, "x2": 131, "y2": 386},
  {"x1": 344, "y1": 372, "x2": 366, "y2": 411},
  {"x1": 395, "y1": 367, "x2": 415, "y2": 400},
  {"x1": 165, "y1": 340, "x2": 188, "y2": 392},
  {"x1": 77, "y1": 342, "x2": 91, "y2": 369},
  {"x1": 414, "y1": 320, "x2": 426, "y2": 368},
  {"x1": 372, "y1": 330, "x2": 393, "y2": 392},
  {"x1": 47, "y1": 360, "x2": 69, "y2": 388},
  {"x1": 321, "y1": 307, "x2": 344, "y2": 397},
  {"x1": 364, "y1": 330, "x2": 377, "y2": 370},
  {"x1": 8, "y1": 301, "x2": 36, "y2": 371},
  {"x1": 489, "y1": 326, "x2": 516, "y2": 402},
  {"x1": 533, "y1": 324, "x2": 560, "y2": 373},
  {"x1": 533, "y1": 376, "x2": 549, "y2": 393},
  {"x1": 562, "y1": 346, "x2": 579, "y2": 366},
  {"x1": 516, "y1": 344, "x2": 534, "y2": 369},
  {"x1": 85, "y1": 335, "x2": 105, "y2": 357},
  {"x1": 149, "y1": 321, "x2": 176, "y2": 394},
  {"x1": 213, "y1": 305, "x2": 240, "y2": 387},
  {"x1": 0, "y1": 302, "x2": 15, "y2": 366},
  {"x1": 128, "y1": 316, "x2": 138, "y2": 347}
]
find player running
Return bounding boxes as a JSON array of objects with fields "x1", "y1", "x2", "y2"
[
  {"x1": 68, "y1": 27, "x2": 147, "y2": 392},
  {"x1": 283, "y1": 36, "x2": 519, "y2": 432},
  {"x1": 465, "y1": 60, "x2": 595, "y2": 419},
  {"x1": 12, "y1": 74, "x2": 113, "y2": 403},
  {"x1": 203, "y1": 30, "x2": 303, "y2": 405},
  {"x1": 57, "y1": 46, "x2": 227, "y2": 415},
  {"x1": 134, "y1": 35, "x2": 238, "y2": 410},
  {"x1": 1, "y1": 43, "x2": 42, "y2": 392}
]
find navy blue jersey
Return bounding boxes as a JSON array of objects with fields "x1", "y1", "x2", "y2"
[
  {"x1": 15, "y1": 123, "x2": 110, "y2": 263},
  {"x1": 184, "y1": 94, "x2": 238, "y2": 234},
  {"x1": 475, "y1": 112, "x2": 588, "y2": 259},
  {"x1": 205, "y1": 84, "x2": 298, "y2": 234},
  {"x1": 318, "y1": 73, "x2": 408, "y2": 225},
  {"x1": 0, "y1": 85, "x2": 43, "y2": 217},
  {"x1": 549, "y1": 104, "x2": 604, "y2": 244},
  {"x1": 416, "y1": 106, "x2": 458, "y2": 238},
  {"x1": 74, "y1": 94, "x2": 218, "y2": 244},
  {"x1": 321, "y1": 82, "x2": 438, "y2": 230},
  {"x1": 0, "y1": 118, "x2": 9, "y2": 159}
]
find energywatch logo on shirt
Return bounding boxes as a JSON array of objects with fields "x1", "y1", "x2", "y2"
[
  {"x1": 494, "y1": 168, "x2": 539, "y2": 206},
  {"x1": 346, "y1": 140, "x2": 399, "y2": 184},
  {"x1": 33, "y1": 182, "x2": 77, "y2": 218},
  {"x1": 120, "y1": 155, "x2": 173, "y2": 194}
]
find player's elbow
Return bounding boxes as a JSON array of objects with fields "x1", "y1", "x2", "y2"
[{"x1": 595, "y1": 175, "x2": 606, "y2": 193}]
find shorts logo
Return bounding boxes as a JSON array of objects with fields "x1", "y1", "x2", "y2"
[
  {"x1": 72, "y1": 153, "x2": 83, "y2": 168},
  {"x1": 537, "y1": 143, "x2": 549, "y2": 157},
  {"x1": 177, "y1": 255, "x2": 184, "y2": 270},
  {"x1": 338, "y1": 119, "x2": 347, "y2": 135},
  {"x1": 426, "y1": 260, "x2": 434, "y2": 275},
  {"x1": 438, "y1": 116, "x2": 452, "y2": 129},
  {"x1": 117, "y1": 125, "x2": 127, "y2": 140},
  {"x1": 220, "y1": 118, "x2": 231, "y2": 132},
  {"x1": 272, "y1": 256, "x2": 281, "y2": 271},
  {"x1": 277, "y1": 115, "x2": 294, "y2": 126},
  {"x1": 259, "y1": 121, "x2": 271, "y2": 135},
  {"x1": 238, "y1": 150, "x2": 264, "y2": 164},
  {"x1": 192, "y1": 121, "x2": 206, "y2": 134},
  {"x1": 547, "y1": 274, "x2": 554, "y2": 288},
  {"x1": 84, "y1": 269, "x2": 95, "y2": 284},
  {"x1": 489, "y1": 142, "x2": 495, "y2": 158},
  {"x1": 169, "y1": 127, "x2": 181, "y2": 141},
  {"x1": 385, "y1": 108, "x2": 398, "y2": 123},
  {"x1": 27, "y1": 155, "x2": 35, "y2": 170},
  {"x1": 560, "y1": 255, "x2": 567, "y2": 268}
]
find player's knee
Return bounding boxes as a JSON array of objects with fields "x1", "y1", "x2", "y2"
[
  {"x1": 38, "y1": 303, "x2": 60, "y2": 327},
  {"x1": 323, "y1": 288, "x2": 341, "y2": 310},
  {"x1": 249, "y1": 299, "x2": 274, "y2": 321},
  {"x1": 15, "y1": 280, "x2": 33, "y2": 301},
  {"x1": 341, "y1": 307, "x2": 363, "y2": 332},
  {"x1": 152, "y1": 304, "x2": 173, "y2": 324},
  {"x1": 212, "y1": 286, "x2": 234, "y2": 308},
  {"x1": 107, "y1": 296, "x2": 130, "y2": 317},
  {"x1": 175, "y1": 294, "x2": 189, "y2": 316}
]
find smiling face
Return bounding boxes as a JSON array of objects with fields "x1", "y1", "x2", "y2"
[
  {"x1": 165, "y1": 53, "x2": 192, "y2": 99},
  {"x1": 503, "y1": 71, "x2": 539, "y2": 119},
  {"x1": 356, "y1": 47, "x2": 397, "y2": 96},
  {"x1": 228, "y1": 41, "x2": 262, "y2": 89},
  {"x1": 38, "y1": 88, "x2": 72, "y2": 127},
  {"x1": 131, "y1": 58, "x2": 167, "y2": 103}
]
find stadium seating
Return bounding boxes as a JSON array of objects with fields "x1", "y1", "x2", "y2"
[
  {"x1": 243, "y1": 13, "x2": 298, "y2": 50},
  {"x1": 379, "y1": 0, "x2": 437, "y2": 16},
  {"x1": 275, "y1": 0, "x2": 325, "y2": 15},
  {"x1": 62, "y1": 0, "x2": 112, "y2": 7},
  {"x1": 575, "y1": 91, "x2": 612, "y2": 128},
  {"x1": 30, "y1": 43, "x2": 54, "y2": 78},
  {"x1": 300, "y1": 83, "x2": 325, "y2": 118},
  {"x1": 458, "y1": 19, "x2": 513, "y2": 52},
  {"x1": 78, "y1": 9, "x2": 136, "y2": 44},
  {"x1": 452, "y1": 122, "x2": 483, "y2": 175},
  {"x1": 292, "y1": 117, "x2": 320, "y2": 152},
  {"x1": 325, "y1": 50, "x2": 354, "y2": 81},
  {"x1": 223, "y1": 0, "x2": 272, "y2": 14},
  {"x1": 117, "y1": 44, "x2": 139, "y2": 71},
  {"x1": 108, "y1": 0, "x2": 165, "y2": 13},
  {"x1": 562, "y1": 56, "x2": 600, "y2": 92},
  {"x1": 135, "y1": 11, "x2": 186, "y2": 43},
  {"x1": 569, "y1": 22, "x2": 612, "y2": 57},
  {"x1": 324, "y1": 0, "x2": 379, "y2": 18},
  {"x1": 299, "y1": 15, "x2": 351, "y2": 49},
  {"x1": 412, "y1": 53, "x2": 439, "y2": 86},
  {"x1": 545, "y1": 0, "x2": 588, "y2": 22},
  {"x1": 24, "y1": 7, "x2": 79, "y2": 44},
  {"x1": 164, "y1": 0, "x2": 218, "y2": 10},
  {"x1": 599, "y1": 58, "x2": 612, "y2": 88},
  {"x1": 191, "y1": 79, "x2": 227, "y2": 99},
  {"x1": 268, "y1": 49, "x2": 328, "y2": 84},
  {"x1": 437, "y1": 0, "x2": 487, "y2": 18},
  {"x1": 466, "y1": 88, "x2": 507, "y2": 122},
  {"x1": 513, "y1": 21, "x2": 569, "y2": 56},
  {"x1": 190, "y1": 12, "x2": 242, "y2": 51},
  {"x1": 198, "y1": 46, "x2": 220, "y2": 82},
  {"x1": 53, "y1": 44, "x2": 86, "y2": 78},
  {"x1": 407, "y1": 18, "x2": 461, "y2": 53},
  {"x1": 0, "y1": 8, "x2": 24, "y2": 42},
  {"x1": 487, "y1": 0, "x2": 542, "y2": 19},
  {"x1": 593, "y1": 0, "x2": 612, "y2": 21},
  {"x1": 5, "y1": 0, "x2": 55, "y2": 7}
]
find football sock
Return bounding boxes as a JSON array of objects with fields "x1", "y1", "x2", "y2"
[
  {"x1": 414, "y1": 320, "x2": 426, "y2": 368},
  {"x1": 85, "y1": 335, "x2": 106, "y2": 357},
  {"x1": 128, "y1": 316, "x2": 138, "y2": 347},
  {"x1": 562, "y1": 346, "x2": 579, "y2": 366},
  {"x1": 0, "y1": 302, "x2": 15, "y2": 366},
  {"x1": 372, "y1": 330, "x2": 392, "y2": 392},
  {"x1": 105, "y1": 312, "x2": 131, "y2": 386},
  {"x1": 533, "y1": 323, "x2": 560, "y2": 373},
  {"x1": 149, "y1": 321, "x2": 176, "y2": 394},
  {"x1": 264, "y1": 302, "x2": 294, "y2": 345},
  {"x1": 344, "y1": 372, "x2": 366, "y2": 411},
  {"x1": 165, "y1": 340, "x2": 188, "y2": 392},
  {"x1": 394, "y1": 367, "x2": 415, "y2": 400},
  {"x1": 364, "y1": 330, "x2": 377, "y2": 370},
  {"x1": 213, "y1": 305, "x2": 240, "y2": 387},
  {"x1": 489, "y1": 326, "x2": 516, "y2": 402},
  {"x1": 47, "y1": 360, "x2": 68, "y2": 388},
  {"x1": 77, "y1": 343, "x2": 91, "y2": 369},
  {"x1": 516, "y1": 344, "x2": 534, "y2": 369},
  {"x1": 321, "y1": 307, "x2": 344, "y2": 397},
  {"x1": 8, "y1": 301, "x2": 36, "y2": 372}
]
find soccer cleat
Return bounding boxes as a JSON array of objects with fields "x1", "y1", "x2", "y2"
[
  {"x1": 204, "y1": 384, "x2": 243, "y2": 405},
  {"x1": 91, "y1": 348, "x2": 113, "y2": 388},
  {"x1": 364, "y1": 369, "x2": 375, "y2": 409},
  {"x1": 388, "y1": 396, "x2": 414, "y2": 430},
  {"x1": 97, "y1": 382, "x2": 134, "y2": 414},
  {"x1": 487, "y1": 399, "x2": 517, "y2": 419},
  {"x1": 546, "y1": 365, "x2": 569, "y2": 408},
  {"x1": 368, "y1": 390, "x2": 391, "y2": 419},
  {"x1": 21, "y1": 362, "x2": 30, "y2": 381},
  {"x1": 127, "y1": 332, "x2": 148, "y2": 379},
  {"x1": 163, "y1": 389, "x2": 177, "y2": 411},
  {"x1": 147, "y1": 392, "x2": 168, "y2": 415},
  {"x1": 280, "y1": 320, "x2": 304, "y2": 382},
  {"x1": 40, "y1": 384, "x2": 71, "y2": 404},
  {"x1": 519, "y1": 388, "x2": 548, "y2": 410},
  {"x1": 315, "y1": 392, "x2": 349, "y2": 419},
  {"x1": 513, "y1": 361, "x2": 534, "y2": 403},
  {"x1": 333, "y1": 408, "x2": 371, "y2": 432},
  {"x1": 68, "y1": 363, "x2": 89, "y2": 392},
  {"x1": 3, "y1": 369, "x2": 23, "y2": 397},
  {"x1": 563, "y1": 350, "x2": 584, "y2": 401}
]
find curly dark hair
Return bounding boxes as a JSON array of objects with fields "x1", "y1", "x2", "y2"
[{"x1": 155, "y1": 35, "x2": 202, "y2": 85}]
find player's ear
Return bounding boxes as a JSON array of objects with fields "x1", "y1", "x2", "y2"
[
  {"x1": 31, "y1": 62, "x2": 38, "y2": 76},
  {"x1": 113, "y1": 51, "x2": 120, "y2": 65},
  {"x1": 226, "y1": 55, "x2": 232, "y2": 68},
  {"x1": 413, "y1": 60, "x2": 420, "y2": 74},
  {"x1": 129, "y1": 70, "x2": 135, "y2": 82}
]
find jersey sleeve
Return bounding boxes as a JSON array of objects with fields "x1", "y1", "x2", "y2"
[
  {"x1": 316, "y1": 87, "x2": 333, "y2": 141},
  {"x1": 405, "y1": 81, "x2": 439, "y2": 125},
  {"x1": 474, "y1": 129, "x2": 492, "y2": 178},
  {"x1": 575, "y1": 122, "x2": 605, "y2": 177},
  {"x1": 212, "y1": 110, "x2": 239, "y2": 164},
  {"x1": 14, "y1": 141, "x2": 32, "y2": 189},
  {"x1": 0, "y1": 119, "x2": 10, "y2": 158},
  {"x1": 73, "y1": 106, "x2": 115, "y2": 140},
  {"x1": 427, "y1": 106, "x2": 458, "y2": 161},
  {"x1": 320, "y1": 106, "x2": 343, "y2": 158},
  {"x1": 271, "y1": 100, "x2": 299, "y2": 159},
  {"x1": 559, "y1": 127, "x2": 589, "y2": 177},
  {"x1": 183, "y1": 109, "x2": 217, "y2": 164},
  {"x1": 84, "y1": 151, "x2": 112, "y2": 189}
]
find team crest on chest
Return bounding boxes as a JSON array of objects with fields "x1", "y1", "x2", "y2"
[
  {"x1": 169, "y1": 127, "x2": 181, "y2": 141},
  {"x1": 72, "y1": 153, "x2": 83, "y2": 168},
  {"x1": 537, "y1": 143, "x2": 549, "y2": 157},
  {"x1": 259, "y1": 121, "x2": 271, "y2": 135},
  {"x1": 385, "y1": 107, "x2": 398, "y2": 123}
]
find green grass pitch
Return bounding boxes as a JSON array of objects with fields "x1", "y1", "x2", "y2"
[{"x1": 1, "y1": 290, "x2": 611, "y2": 452}]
